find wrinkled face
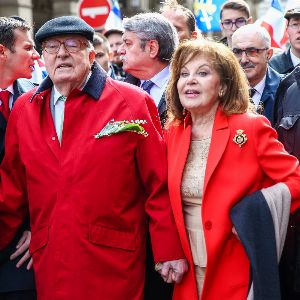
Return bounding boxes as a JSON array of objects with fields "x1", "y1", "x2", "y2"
[
  {"x1": 118, "y1": 31, "x2": 149, "y2": 76},
  {"x1": 177, "y1": 55, "x2": 222, "y2": 115},
  {"x1": 220, "y1": 9, "x2": 250, "y2": 45},
  {"x1": 287, "y1": 17, "x2": 300, "y2": 55},
  {"x1": 232, "y1": 30, "x2": 271, "y2": 86},
  {"x1": 42, "y1": 34, "x2": 95, "y2": 90},
  {"x1": 4, "y1": 29, "x2": 39, "y2": 80},
  {"x1": 94, "y1": 44, "x2": 110, "y2": 72},
  {"x1": 162, "y1": 9, "x2": 191, "y2": 42},
  {"x1": 106, "y1": 33, "x2": 123, "y2": 65}
]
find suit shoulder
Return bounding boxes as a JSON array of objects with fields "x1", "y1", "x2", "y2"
[{"x1": 228, "y1": 112, "x2": 271, "y2": 128}]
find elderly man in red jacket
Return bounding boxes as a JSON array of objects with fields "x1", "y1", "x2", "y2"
[{"x1": 0, "y1": 16, "x2": 187, "y2": 300}]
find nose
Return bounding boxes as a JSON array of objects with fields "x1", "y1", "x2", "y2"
[
  {"x1": 32, "y1": 48, "x2": 40, "y2": 60},
  {"x1": 57, "y1": 43, "x2": 69, "y2": 57},
  {"x1": 239, "y1": 51, "x2": 249, "y2": 63},
  {"x1": 117, "y1": 45, "x2": 125, "y2": 55},
  {"x1": 186, "y1": 74, "x2": 197, "y2": 84}
]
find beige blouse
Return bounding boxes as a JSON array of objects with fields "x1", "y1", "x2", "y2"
[{"x1": 181, "y1": 138, "x2": 211, "y2": 267}]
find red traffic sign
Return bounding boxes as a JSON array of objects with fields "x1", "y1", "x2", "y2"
[{"x1": 78, "y1": 0, "x2": 111, "y2": 30}]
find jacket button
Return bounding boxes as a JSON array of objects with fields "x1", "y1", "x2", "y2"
[{"x1": 204, "y1": 221, "x2": 212, "y2": 230}]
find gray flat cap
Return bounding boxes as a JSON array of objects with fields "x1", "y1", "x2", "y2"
[
  {"x1": 36, "y1": 16, "x2": 94, "y2": 43},
  {"x1": 285, "y1": 7, "x2": 300, "y2": 20}
]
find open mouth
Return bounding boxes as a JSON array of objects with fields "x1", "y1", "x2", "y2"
[
  {"x1": 185, "y1": 89, "x2": 200, "y2": 95},
  {"x1": 56, "y1": 63, "x2": 72, "y2": 69}
]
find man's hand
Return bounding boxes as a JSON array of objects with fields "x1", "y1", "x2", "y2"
[
  {"x1": 155, "y1": 259, "x2": 188, "y2": 283},
  {"x1": 10, "y1": 230, "x2": 33, "y2": 270}
]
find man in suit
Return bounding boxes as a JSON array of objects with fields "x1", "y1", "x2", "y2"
[
  {"x1": 0, "y1": 16, "x2": 187, "y2": 300},
  {"x1": 118, "y1": 13, "x2": 179, "y2": 128},
  {"x1": 270, "y1": 7, "x2": 300, "y2": 75},
  {"x1": 232, "y1": 24, "x2": 282, "y2": 123},
  {"x1": 118, "y1": 13, "x2": 179, "y2": 300},
  {"x1": 0, "y1": 16, "x2": 39, "y2": 300}
]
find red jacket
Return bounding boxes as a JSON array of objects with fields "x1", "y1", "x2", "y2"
[
  {"x1": 165, "y1": 108, "x2": 300, "y2": 300},
  {"x1": 0, "y1": 66, "x2": 183, "y2": 300}
]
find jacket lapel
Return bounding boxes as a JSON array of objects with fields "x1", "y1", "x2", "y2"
[{"x1": 204, "y1": 108, "x2": 229, "y2": 193}]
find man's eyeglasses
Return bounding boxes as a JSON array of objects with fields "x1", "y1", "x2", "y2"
[
  {"x1": 221, "y1": 18, "x2": 247, "y2": 29},
  {"x1": 288, "y1": 23, "x2": 300, "y2": 30},
  {"x1": 232, "y1": 47, "x2": 268, "y2": 58},
  {"x1": 42, "y1": 39, "x2": 89, "y2": 54}
]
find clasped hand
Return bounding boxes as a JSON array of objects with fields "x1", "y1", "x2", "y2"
[{"x1": 155, "y1": 258, "x2": 188, "y2": 283}]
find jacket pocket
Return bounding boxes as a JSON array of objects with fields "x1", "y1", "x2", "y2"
[
  {"x1": 88, "y1": 224, "x2": 136, "y2": 251},
  {"x1": 29, "y1": 226, "x2": 49, "y2": 254}
]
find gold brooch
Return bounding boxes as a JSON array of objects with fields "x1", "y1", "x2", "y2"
[{"x1": 233, "y1": 129, "x2": 247, "y2": 147}]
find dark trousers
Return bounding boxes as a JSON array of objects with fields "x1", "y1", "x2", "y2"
[
  {"x1": 144, "y1": 234, "x2": 173, "y2": 300},
  {"x1": 280, "y1": 209, "x2": 300, "y2": 300},
  {"x1": 0, "y1": 290, "x2": 36, "y2": 300}
]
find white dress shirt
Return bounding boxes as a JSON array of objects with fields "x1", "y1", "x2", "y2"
[{"x1": 140, "y1": 65, "x2": 170, "y2": 107}]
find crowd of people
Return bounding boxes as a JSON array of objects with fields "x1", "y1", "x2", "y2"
[{"x1": 0, "y1": 0, "x2": 300, "y2": 299}]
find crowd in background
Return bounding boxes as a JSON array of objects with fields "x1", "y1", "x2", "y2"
[{"x1": 0, "y1": 0, "x2": 300, "y2": 299}]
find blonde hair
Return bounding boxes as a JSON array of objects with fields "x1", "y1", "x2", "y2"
[{"x1": 166, "y1": 39, "x2": 250, "y2": 123}]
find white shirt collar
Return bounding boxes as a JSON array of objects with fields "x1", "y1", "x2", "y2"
[
  {"x1": 290, "y1": 49, "x2": 300, "y2": 67},
  {"x1": 253, "y1": 75, "x2": 266, "y2": 97},
  {"x1": 53, "y1": 86, "x2": 64, "y2": 106},
  {"x1": 140, "y1": 65, "x2": 170, "y2": 88}
]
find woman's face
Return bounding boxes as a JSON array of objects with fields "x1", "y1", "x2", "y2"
[{"x1": 177, "y1": 54, "x2": 223, "y2": 115}]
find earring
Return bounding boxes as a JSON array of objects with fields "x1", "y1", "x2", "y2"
[{"x1": 219, "y1": 90, "x2": 224, "y2": 98}]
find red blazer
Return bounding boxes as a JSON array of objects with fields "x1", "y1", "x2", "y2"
[
  {"x1": 0, "y1": 72, "x2": 183, "y2": 300},
  {"x1": 165, "y1": 108, "x2": 300, "y2": 300}
]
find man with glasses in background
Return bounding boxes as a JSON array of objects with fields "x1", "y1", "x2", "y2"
[
  {"x1": 0, "y1": 15, "x2": 187, "y2": 300},
  {"x1": 270, "y1": 7, "x2": 300, "y2": 74},
  {"x1": 232, "y1": 24, "x2": 281, "y2": 123},
  {"x1": 220, "y1": 0, "x2": 252, "y2": 48}
]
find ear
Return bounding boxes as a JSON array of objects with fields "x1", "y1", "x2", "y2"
[
  {"x1": 0, "y1": 44, "x2": 6, "y2": 57},
  {"x1": 89, "y1": 50, "x2": 96, "y2": 65},
  {"x1": 266, "y1": 48, "x2": 273, "y2": 60},
  {"x1": 191, "y1": 31, "x2": 198, "y2": 40},
  {"x1": 148, "y1": 40, "x2": 159, "y2": 59},
  {"x1": 247, "y1": 17, "x2": 253, "y2": 24}
]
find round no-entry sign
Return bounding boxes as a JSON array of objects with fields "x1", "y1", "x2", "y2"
[{"x1": 78, "y1": 0, "x2": 111, "y2": 30}]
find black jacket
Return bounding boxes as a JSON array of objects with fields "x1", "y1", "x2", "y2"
[
  {"x1": 0, "y1": 78, "x2": 36, "y2": 293},
  {"x1": 269, "y1": 48, "x2": 295, "y2": 75}
]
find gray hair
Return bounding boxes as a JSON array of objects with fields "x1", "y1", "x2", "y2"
[
  {"x1": 123, "y1": 12, "x2": 179, "y2": 62},
  {"x1": 232, "y1": 24, "x2": 271, "y2": 48},
  {"x1": 0, "y1": 17, "x2": 31, "y2": 52}
]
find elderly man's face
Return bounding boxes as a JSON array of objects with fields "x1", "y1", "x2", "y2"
[
  {"x1": 287, "y1": 17, "x2": 300, "y2": 55},
  {"x1": 232, "y1": 30, "x2": 272, "y2": 87},
  {"x1": 118, "y1": 31, "x2": 151, "y2": 78},
  {"x1": 42, "y1": 34, "x2": 94, "y2": 90}
]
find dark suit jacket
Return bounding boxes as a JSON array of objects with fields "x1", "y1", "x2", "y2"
[
  {"x1": 124, "y1": 74, "x2": 167, "y2": 127},
  {"x1": 260, "y1": 66, "x2": 282, "y2": 124},
  {"x1": 269, "y1": 48, "x2": 295, "y2": 75},
  {"x1": 0, "y1": 78, "x2": 36, "y2": 293}
]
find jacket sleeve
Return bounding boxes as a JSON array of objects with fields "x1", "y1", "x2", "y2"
[
  {"x1": 0, "y1": 97, "x2": 28, "y2": 250},
  {"x1": 135, "y1": 94, "x2": 184, "y2": 262}
]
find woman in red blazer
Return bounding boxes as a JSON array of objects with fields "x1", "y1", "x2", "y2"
[{"x1": 165, "y1": 39, "x2": 300, "y2": 300}]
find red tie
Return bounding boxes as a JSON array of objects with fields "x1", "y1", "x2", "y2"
[{"x1": 0, "y1": 90, "x2": 11, "y2": 121}]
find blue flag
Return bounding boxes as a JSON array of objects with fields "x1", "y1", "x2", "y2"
[{"x1": 193, "y1": 0, "x2": 226, "y2": 32}]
